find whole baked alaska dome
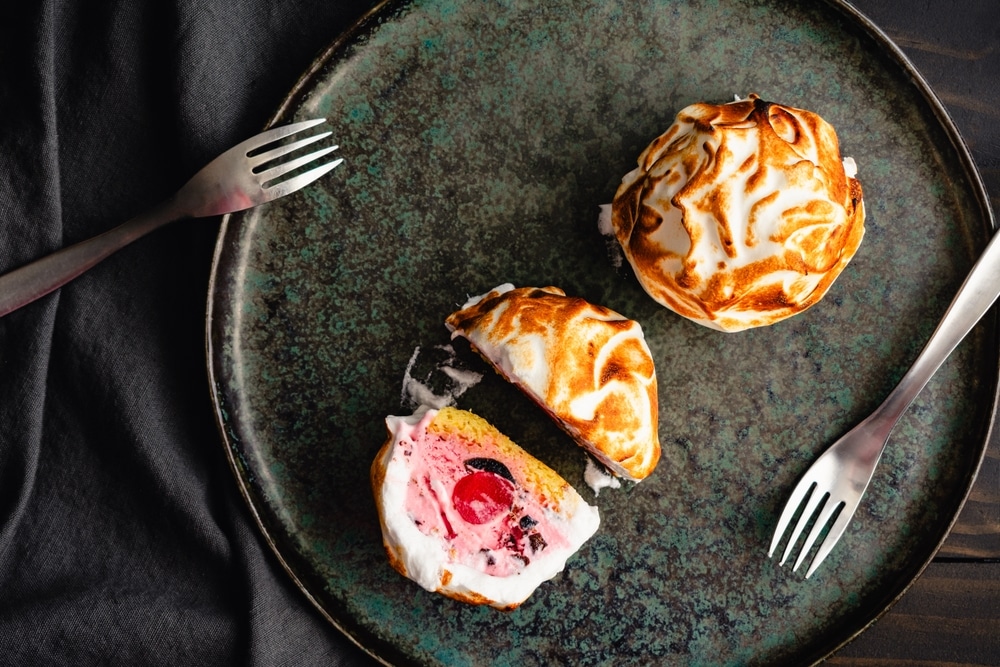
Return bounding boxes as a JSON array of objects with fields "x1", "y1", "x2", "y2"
[{"x1": 603, "y1": 94, "x2": 865, "y2": 332}]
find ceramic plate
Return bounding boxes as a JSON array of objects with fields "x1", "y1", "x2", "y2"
[{"x1": 206, "y1": 0, "x2": 996, "y2": 664}]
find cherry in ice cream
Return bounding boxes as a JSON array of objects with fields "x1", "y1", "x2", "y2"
[{"x1": 452, "y1": 471, "x2": 514, "y2": 524}]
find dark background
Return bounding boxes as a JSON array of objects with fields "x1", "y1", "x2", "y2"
[{"x1": 0, "y1": 1, "x2": 996, "y2": 665}]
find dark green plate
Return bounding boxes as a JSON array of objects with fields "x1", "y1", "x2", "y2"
[{"x1": 206, "y1": 0, "x2": 996, "y2": 664}]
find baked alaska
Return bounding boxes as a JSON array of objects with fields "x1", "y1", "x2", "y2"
[
  {"x1": 603, "y1": 94, "x2": 865, "y2": 332},
  {"x1": 371, "y1": 406, "x2": 600, "y2": 610},
  {"x1": 445, "y1": 284, "x2": 660, "y2": 482}
]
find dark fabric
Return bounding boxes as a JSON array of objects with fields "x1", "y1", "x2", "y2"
[
  {"x1": 0, "y1": 1, "x2": 995, "y2": 666},
  {"x1": 0, "y1": 1, "x2": 379, "y2": 665}
]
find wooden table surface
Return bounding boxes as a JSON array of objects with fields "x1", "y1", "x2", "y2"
[{"x1": 825, "y1": 1, "x2": 1000, "y2": 665}]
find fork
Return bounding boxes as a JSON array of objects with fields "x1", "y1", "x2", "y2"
[
  {"x1": 769, "y1": 219, "x2": 1000, "y2": 578},
  {"x1": 0, "y1": 118, "x2": 343, "y2": 318}
]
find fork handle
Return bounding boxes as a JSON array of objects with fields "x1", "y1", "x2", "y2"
[
  {"x1": 0, "y1": 197, "x2": 184, "y2": 318},
  {"x1": 877, "y1": 224, "x2": 1000, "y2": 423}
]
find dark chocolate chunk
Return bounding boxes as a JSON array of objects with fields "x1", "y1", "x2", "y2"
[{"x1": 464, "y1": 457, "x2": 515, "y2": 483}]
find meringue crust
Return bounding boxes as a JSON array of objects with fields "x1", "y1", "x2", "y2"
[
  {"x1": 446, "y1": 285, "x2": 661, "y2": 481},
  {"x1": 611, "y1": 94, "x2": 865, "y2": 331}
]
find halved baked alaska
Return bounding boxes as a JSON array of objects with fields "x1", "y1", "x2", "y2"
[
  {"x1": 446, "y1": 284, "x2": 661, "y2": 481},
  {"x1": 371, "y1": 406, "x2": 600, "y2": 609}
]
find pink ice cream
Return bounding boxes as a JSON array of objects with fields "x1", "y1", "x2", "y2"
[{"x1": 395, "y1": 410, "x2": 572, "y2": 577}]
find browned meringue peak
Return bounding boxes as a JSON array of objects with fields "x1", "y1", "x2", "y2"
[
  {"x1": 446, "y1": 284, "x2": 661, "y2": 481},
  {"x1": 607, "y1": 94, "x2": 865, "y2": 332}
]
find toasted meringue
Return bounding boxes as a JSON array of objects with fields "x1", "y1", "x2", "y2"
[
  {"x1": 371, "y1": 406, "x2": 600, "y2": 609},
  {"x1": 446, "y1": 284, "x2": 660, "y2": 481},
  {"x1": 607, "y1": 94, "x2": 865, "y2": 332}
]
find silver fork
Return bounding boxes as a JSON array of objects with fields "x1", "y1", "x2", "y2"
[
  {"x1": 769, "y1": 220, "x2": 1000, "y2": 578},
  {"x1": 0, "y1": 118, "x2": 343, "y2": 318}
]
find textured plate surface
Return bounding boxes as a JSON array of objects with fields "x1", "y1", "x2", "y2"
[{"x1": 206, "y1": 0, "x2": 996, "y2": 664}]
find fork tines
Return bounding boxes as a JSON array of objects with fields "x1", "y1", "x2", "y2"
[
  {"x1": 247, "y1": 119, "x2": 344, "y2": 198},
  {"x1": 771, "y1": 485, "x2": 842, "y2": 577}
]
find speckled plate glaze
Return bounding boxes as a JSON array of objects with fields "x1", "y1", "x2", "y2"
[{"x1": 206, "y1": 0, "x2": 997, "y2": 664}]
